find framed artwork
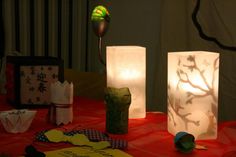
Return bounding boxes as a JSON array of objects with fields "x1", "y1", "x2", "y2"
[{"x1": 6, "y1": 56, "x2": 64, "y2": 108}]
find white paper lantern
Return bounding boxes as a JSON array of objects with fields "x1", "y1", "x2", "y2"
[
  {"x1": 106, "y1": 46, "x2": 146, "y2": 118},
  {"x1": 168, "y1": 51, "x2": 219, "y2": 139}
]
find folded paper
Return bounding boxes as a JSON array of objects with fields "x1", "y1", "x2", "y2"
[
  {"x1": 50, "y1": 81, "x2": 73, "y2": 104},
  {"x1": 19, "y1": 147, "x2": 133, "y2": 157},
  {"x1": 0, "y1": 109, "x2": 36, "y2": 133},
  {"x1": 174, "y1": 132, "x2": 195, "y2": 153},
  {"x1": 49, "y1": 81, "x2": 73, "y2": 125}
]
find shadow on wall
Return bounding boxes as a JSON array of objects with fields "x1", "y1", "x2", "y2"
[{"x1": 64, "y1": 69, "x2": 106, "y2": 100}]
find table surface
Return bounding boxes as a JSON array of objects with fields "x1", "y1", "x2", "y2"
[{"x1": 0, "y1": 95, "x2": 236, "y2": 157}]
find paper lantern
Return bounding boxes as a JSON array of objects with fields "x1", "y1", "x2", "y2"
[
  {"x1": 106, "y1": 46, "x2": 146, "y2": 118},
  {"x1": 168, "y1": 51, "x2": 219, "y2": 139}
]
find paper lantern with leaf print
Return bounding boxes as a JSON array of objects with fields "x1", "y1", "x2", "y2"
[{"x1": 168, "y1": 51, "x2": 219, "y2": 140}]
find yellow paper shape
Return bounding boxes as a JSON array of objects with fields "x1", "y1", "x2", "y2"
[
  {"x1": 45, "y1": 129, "x2": 65, "y2": 143},
  {"x1": 44, "y1": 129, "x2": 111, "y2": 150},
  {"x1": 45, "y1": 146, "x2": 133, "y2": 157},
  {"x1": 70, "y1": 134, "x2": 90, "y2": 146},
  {"x1": 89, "y1": 141, "x2": 111, "y2": 150}
]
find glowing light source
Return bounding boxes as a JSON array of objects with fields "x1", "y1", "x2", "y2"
[
  {"x1": 168, "y1": 51, "x2": 219, "y2": 139},
  {"x1": 106, "y1": 46, "x2": 146, "y2": 118}
]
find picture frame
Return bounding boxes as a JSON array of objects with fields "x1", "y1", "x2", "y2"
[{"x1": 6, "y1": 56, "x2": 64, "y2": 108}]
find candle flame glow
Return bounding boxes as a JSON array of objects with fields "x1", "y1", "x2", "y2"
[{"x1": 119, "y1": 69, "x2": 140, "y2": 80}]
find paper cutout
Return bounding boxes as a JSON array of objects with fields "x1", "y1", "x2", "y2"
[
  {"x1": 50, "y1": 81, "x2": 73, "y2": 104},
  {"x1": 36, "y1": 129, "x2": 128, "y2": 149},
  {"x1": 45, "y1": 146, "x2": 132, "y2": 157},
  {"x1": 45, "y1": 129, "x2": 111, "y2": 150},
  {"x1": 89, "y1": 141, "x2": 111, "y2": 150},
  {"x1": 174, "y1": 132, "x2": 195, "y2": 153},
  {"x1": 69, "y1": 134, "x2": 90, "y2": 146},
  {"x1": 0, "y1": 109, "x2": 36, "y2": 133},
  {"x1": 195, "y1": 144, "x2": 208, "y2": 150},
  {"x1": 49, "y1": 81, "x2": 73, "y2": 125},
  {"x1": 45, "y1": 129, "x2": 64, "y2": 142}
]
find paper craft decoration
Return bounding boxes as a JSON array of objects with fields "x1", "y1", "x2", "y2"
[
  {"x1": 38, "y1": 147, "x2": 132, "y2": 157},
  {"x1": 106, "y1": 46, "x2": 146, "y2": 118},
  {"x1": 6, "y1": 56, "x2": 64, "y2": 108},
  {"x1": 45, "y1": 129, "x2": 110, "y2": 150},
  {"x1": 36, "y1": 129, "x2": 128, "y2": 149},
  {"x1": 105, "y1": 87, "x2": 131, "y2": 134},
  {"x1": 174, "y1": 131, "x2": 207, "y2": 153},
  {"x1": 49, "y1": 81, "x2": 73, "y2": 125},
  {"x1": 168, "y1": 51, "x2": 219, "y2": 139},
  {"x1": 50, "y1": 81, "x2": 73, "y2": 104},
  {"x1": 174, "y1": 132, "x2": 195, "y2": 153},
  {"x1": 0, "y1": 109, "x2": 36, "y2": 133}
]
